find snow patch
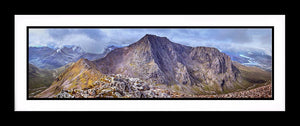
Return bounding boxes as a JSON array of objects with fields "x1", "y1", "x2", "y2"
[
  {"x1": 239, "y1": 54, "x2": 252, "y2": 60},
  {"x1": 72, "y1": 46, "x2": 77, "y2": 51},
  {"x1": 56, "y1": 48, "x2": 61, "y2": 53}
]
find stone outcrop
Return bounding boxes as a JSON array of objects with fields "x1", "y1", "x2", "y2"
[
  {"x1": 194, "y1": 83, "x2": 272, "y2": 98},
  {"x1": 54, "y1": 74, "x2": 171, "y2": 98}
]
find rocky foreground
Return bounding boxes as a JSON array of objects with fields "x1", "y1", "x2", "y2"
[
  {"x1": 54, "y1": 73, "x2": 272, "y2": 99},
  {"x1": 194, "y1": 84, "x2": 272, "y2": 98},
  {"x1": 55, "y1": 74, "x2": 172, "y2": 98}
]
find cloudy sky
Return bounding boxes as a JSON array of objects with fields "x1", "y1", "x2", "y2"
[{"x1": 29, "y1": 28, "x2": 272, "y2": 54}]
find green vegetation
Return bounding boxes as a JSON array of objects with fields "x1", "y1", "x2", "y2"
[
  {"x1": 198, "y1": 82, "x2": 221, "y2": 94},
  {"x1": 191, "y1": 85, "x2": 204, "y2": 95},
  {"x1": 219, "y1": 62, "x2": 272, "y2": 94},
  {"x1": 171, "y1": 84, "x2": 181, "y2": 91},
  {"x1": 234, "y1": 62, "x2": 271, "y2": 83},
  {"x1": 28, "y1": 64, "x2": 57, "y2": 97}
]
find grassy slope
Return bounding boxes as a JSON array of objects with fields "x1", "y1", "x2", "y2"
[
  {"x1": 223, "y1": 61, "x2": 271, "y2": 94},
  {"x1": 28, "y1": 64, "x2": 55, "y2": 97},
  {"x1": 35, "y1": 59, "x2": 105, "y2": 98},
  {"x1": 28, "y1": 63, "x2": 73, "y2": 97},
  {"x1": 234, "y1": 62, "x2": 271, "y2": 83}
]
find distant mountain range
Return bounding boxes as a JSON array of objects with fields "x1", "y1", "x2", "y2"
[
  {"x1": 222, "y1": 48, "x2": 272, "y2": 71},
  {"x1": 29, "y1": 45, "x2": 119, "y2": 69},
  {"x1": 35, "y1": 34, "x2": 271, "y2": 98}
]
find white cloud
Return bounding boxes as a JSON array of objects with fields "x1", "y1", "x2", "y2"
[
  {"x1": 29, "y1": 29, "x2": 107, "y2": 54},
  {"x1": 29, "y1": 28, "x2": 272, "y2": 55},
  {"x1": 61, "y1": 34, "x2": 95, "y2": 49},
  {"x1": 29, "y1": 29, "x2": 54, "y2": 47}
]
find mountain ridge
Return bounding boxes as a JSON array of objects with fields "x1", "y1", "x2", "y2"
[
  {"x1": 94, "y1": 34, "x2": 242, "y2": 90},
  {"x1": 35, "y1": 34, "x2": 271, "y2": 98},
  {"x1": 29, "y1": 45, "x2": 118, "y2": 69},
  {"x1": 35, "y1": 58, "x2": 104, "y2": 98}
]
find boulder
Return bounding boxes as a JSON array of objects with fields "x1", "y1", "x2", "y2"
[
  {"x1": 135, "y1": 91, "x2": 141, "y2": 98},
  {"x1": 101, "y1": 89, "x2": 112, "y2": 94},
  {"x1": 148, "y1": 91, "x2": 155, "y2": 98},
  {"x1": 93, "y1": 81, "x2": 100, "y2": 85},
  {"x1": 57, "y1": 93, "x2": 63, "y2": 98},
  {"x1": 143, "y1": 85, "x2": 150, "y2": 90},
  {"x1": 115, "y1": 92, "x2": 122, "y2": 98},
  {"x1": 105, "y1": 96, "x2": 114, "y2": 98},
  {"x1": 83, "y1": 90, "x2": 88, "y2": 94},
  {"x1": 82, "y1": 94, "x2": 88, "y2": 98},
  {"x1": 160, "y1": 93, "x2": 168, "y2": 98},
  {"x1": 137, "y1": 86, "x2": 144, "y2": 91},
  {"x1": 134, "y1": 82, "x2": 142, "y2": 87},
  {"x1": 140, "y1": 92, "x2": 146, "y2": 98},
  {"x1": 63, "y1": 93, "x2": 71, "y2": 98}
]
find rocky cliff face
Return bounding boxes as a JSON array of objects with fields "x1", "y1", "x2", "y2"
[
  {"x1": 187, "y1": 47, "x2": 241, "y2": 90},
  {"x1": 95, "y1": 34, "x2": 241, "y2": 91}
]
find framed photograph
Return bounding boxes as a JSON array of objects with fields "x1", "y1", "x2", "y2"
[{"x1": 14, "y1": 15, "x2": 285, "y2": 111}]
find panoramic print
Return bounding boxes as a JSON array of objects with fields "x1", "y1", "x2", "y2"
[{"x1": 28, "y1": 28, "x2": 272, "y2": 99}]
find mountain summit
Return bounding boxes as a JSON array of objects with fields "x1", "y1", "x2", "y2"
[{"x1": 95, "y1": 34, "x2": 241, "y2": 91}]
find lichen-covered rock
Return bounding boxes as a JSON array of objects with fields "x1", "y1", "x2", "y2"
[{"x1": 115, "y1": 92, "x2": 122, "y2": 98}]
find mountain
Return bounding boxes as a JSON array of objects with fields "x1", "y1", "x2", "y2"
[
  {"x1": 29, "y1": 47, "x2": 55, "y2": 68},
  {"x1": 34, "y1": 58, "x2": 104, "y2": 98},
  {"x1": 102, "y1": 45, "x2": 120, "y2": 56},
  {"x1": 28, "y1": 63, "x2": 73, "y2": 97},
  {"x1": 222, "y1": 48, "x2": 272, "y2": 71},
  {"x1": 35, "y1": 34, "x2": 271, "y2": 98},
  {"x1": 95, "y1": 34, "x2": 243, "y2": 91},
  {"x1": 28, "y1": 63, "x2": 54, "y2": 95},
  {"x1": 35, "y1": 58, "x2": 175, "y2": 98},
  {"x1": 29, "y1": 45, "x2": 118, "y2": 69}
]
